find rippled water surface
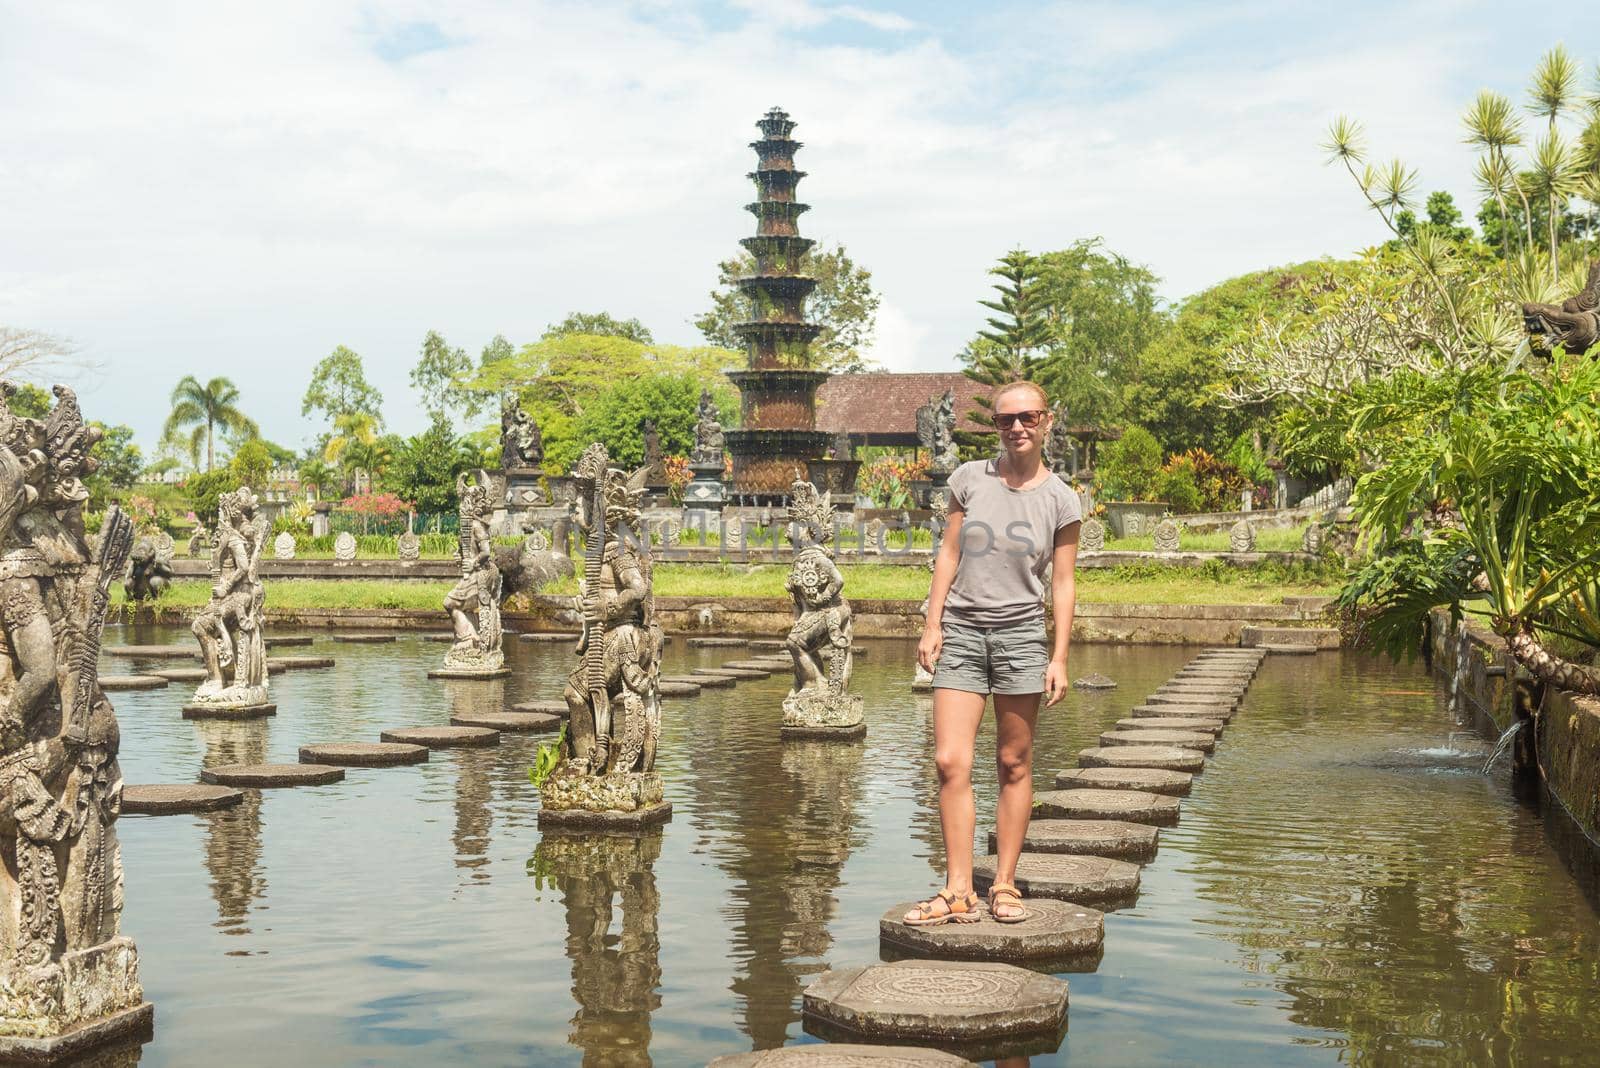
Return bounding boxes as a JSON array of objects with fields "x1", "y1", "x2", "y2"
[{"x1": 105, "y1": 626, "x2": 1600, "y2": 1066}]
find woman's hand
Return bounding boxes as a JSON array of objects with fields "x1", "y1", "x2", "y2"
[
  {"x1": 1044, "y1": 657, "x2": 1069, "y2": 707},
  {"x1": 917, "y1": 624, "x2": 942, "y2": 674}
]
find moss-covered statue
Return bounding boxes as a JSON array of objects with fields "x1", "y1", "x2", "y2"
[
  {"x1": 191, "y1": 487, "x2": 269, "y2": 709},
  {"x1": 0, "y1": 383, "x2": 151, "y2": 1058},
  {"x1": 780, "y1": 477, "x2": 864, "y2": 739},
  {"x1": 540, "y1": 443, "x2": 668, "y2": 828}
]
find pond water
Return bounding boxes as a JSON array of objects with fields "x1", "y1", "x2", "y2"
[{"x1": 105, "y1": 627, "x2": 1600, "y2": 1066}]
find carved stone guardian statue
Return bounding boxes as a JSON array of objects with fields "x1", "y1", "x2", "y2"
[
  {"x1": 1523, "y1": 260, "x2": 1599, "y2": 357},
  {"x1": 500, "y1": 393, "x2": 548, "y2": 515},
  {"x1": 780, "y1": 477, "x2": 865, "y2": 739},
  {"x1": 0, "y1": 383, "x2": 153, "y2": 1061},
  {"x1": 540, "y1": 443, "x2": 670, "y2": 829},
  {"x1": 189, "y1": 487, "x2": 272, "y2": 714},
  {"x1": 431, "y1": 472, "x2": 508, "y2": 678},
  {"x1": 685, "y1": 389, "x2": 728, "y2": 509}
]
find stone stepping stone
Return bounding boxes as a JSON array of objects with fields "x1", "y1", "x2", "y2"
[
  {"x1": 452, "y1": 710, "x2": 560, "y2": 733},
  {"x1": 1159, "y1": 680, "x2": 1246, "y2": 693},
  {"x1": 106, "y1": 644, "x2": 197, "y2": 658},
  {"x1": 122, "y1": 783, "x2": 243, "y2": 815},
  {"x1": 270, "y1": 656, "x2": 336, "y2": 670},
  {"x1": 264, "y1": 635, "x2": 315, "y2": 647},
  {"x1": 1130, "y1": 704, "x2": 1234, "y2": 723},
  {"x1": 332, "y1": 633, "x2": 397, "y2": 643},
  {"x1": 711, "y1": 1047, "x2": 978, "y2": 1068},
  {"x1": 1053, "y1": 766, "x2": 1192, "y2": 797},
  {"x1": 518, "y1": 632, "x2": 580, "y2": 642},
  {"x1": 802, "y1": 960, "x2": 1068, "y2": 1055},
  {"x1": 152, "y1": 667, "x2": 208, "y2": 682},
  {"x1": 380, "y1": 725, "x2": 500, "y2": 748},
  {"x1": 98, "y1": 674, "x2": 168, "y2": 691},
  {"x1": 700, "y1": 666, "x2": 770, "y2": 679},
  {"x1": 973, "y1": 853, "x2": 1140, "y2": 906},
  {"x1": 1072, "y1": 673, "x2": 1116, "y2": 690},
  {"x1": 745, "y1": 657, "x2": 794, "y2": 669},
  {"x1": 664, "y1": 672, "x2": 733, "y2": 688},
  {"x1": 1033, "y1": 787, "x2": 1180, "y2": 826},
  {"x1": 1146, "y1": 693, "x2": 1237, "y2": 708},
  {"x1": 298, "y1": 742, "x2": 428, "y2": 767},
  {"x1": 512, "y1": 700, "x2": 568, "y2": 716},
  {"x1": 747, "y1": 639, "x2": 786, "y2": 651},
  {"x1": 1115, "y1": 716, "x2": 1223, "y2": 735},
  {"x1": 1173, "y1": 671, "x2": 1254, "y2": 682},
  {"x1": 1263, "y1": 643, "x2": 1318, "y2": 655},
  {"x1": 722, "y1": 659, "x2": 786, "y2": 671},
  {"x1": 658, "y1": 680, "x2": 701, "y2": 697},
  {"x1": 1078, "y1": 745, "x2": 1205, "y2": 773},
  {"x1": 202, "y1": 763, "x2": 344, "y2": 788},
  {"x1": 879, "y1": 897, "x2": 1104, "y2": 965},
  {"x1": 1100, "y1": 729, "x2": 1215, "y2": 753},
  {"x1": 182, "y1": 703, "x2": 276, "y2": 720},
  {"x1": 689, "y1": 669, "x2": 745, "y2": 683},
  {"x1": 986, "y1": 819, "x2": 1157, "y2": 862},
  {"x1": 687, "y1": 636, "x2": 748, "y2": 647}
]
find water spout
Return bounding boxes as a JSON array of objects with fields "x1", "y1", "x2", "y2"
[{"x1": 1482, "y1": 721, "x2": 1524, "y2": 774}]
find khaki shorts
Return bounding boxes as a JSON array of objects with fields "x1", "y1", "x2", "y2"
[{"x1": 931, "y1": 617, "x2": 1050, "y2": 696}]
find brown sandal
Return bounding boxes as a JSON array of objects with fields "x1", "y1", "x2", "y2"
[
  {"x1": 987, "y1": 883, "x2": 1032, "y2": 924},
  {"x1": 903, "y1": 888, "x2": 982, "y2": 927}
]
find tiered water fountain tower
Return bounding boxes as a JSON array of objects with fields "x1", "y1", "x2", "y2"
[{"x1": 724, "y1": 107, "x2": 835, "y2": 500}]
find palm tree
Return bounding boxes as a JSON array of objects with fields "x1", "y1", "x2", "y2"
[
  {"x1": 1526, "y1": 45, "x2": 1583, "y2": 283},
  {"x1": 163, "y1": 376, "x2": 257, "y2": 472}
]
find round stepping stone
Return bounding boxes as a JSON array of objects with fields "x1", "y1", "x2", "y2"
[
  {"x1": 658, "y1": 680, "x2": 701, "y2": 696},
  {"x1": 332, "y1": 633, "x2": 397, "y2": 643},
  {"x1": 698, "y1": 666, "x2": 769, "y2": 679},
  {"x1": 986, "y1": 819, "x2": 1157, "y2": 862},
  {"x1": 264, "y1": 635, "x2": 314, "y2": 646},
  {"x1": 1157, "y1": 686, "x2": 1246, "y2": 699},
  {"x1": 298, "y1": 742, "x2": 428, "y2": 767},
  {"x1": 106, "y1": 644, "x2": 197, "y2": 658},
  {"x1": 452, "y1": 710, "x2": 559, "y2": 733},
  {"x1": 1146, "y1": 693, "x2": 1236, "y2": 708},
  {"x1": 747, "y1": 639, "x2": 786, "y2": 651},
  {"x1": 686, "y1": 636, "x2": 748, "y2": 647},
  {"x1": 1160, "y1": 680, "x2": 1246, "y2": 692},
  {"x1": 973, "y1": 853, "x2": 1140, "y2": 905},
  {"x1": 1100, "y1": 729, "x2": 1215, "y2": 753},
  {"x1": 1078, "y1": 745, "x2": 1204, "y2": 773},
  {"x1": 122, "y1": 783, "x2": 243, "y2": 815},
  {"x1": 201, "y1": 763, "x2": 344, "y2": 788},
  {"x1": 152, "y1": 667, "x2": 208, "y2": 682},
  {"x1": 380, "y1": 725, "x2": 500, "y2": 748},
  {"x1": 802, "y1": 960, "x2": 1068, "y2": 1054},
  {"x1": 519, "y1": 632, "x2": 580, "y2": 642},
  {"x1": 1072, "y1": 673, "x2": 1116, "y2": 690},
  {"x1": 1174, "y1": 672, "x2": 1253, "y2": 682},
  {"x1": 1131, "y1": 704, "x2": 1234, "y2": 723},
  {"x1": 722, "y1": 659, "x2": 787, "y2": 671},
  {"x1": 1263, "y1": 642, "x2": 1318, "y2": 654},
  {"x1": 1033, "y1": 787, "x2": 1181, "y2": 826},
  {"x1": 663, "y1": 672, "x2": 733, "y2": 688},
  {"x1": 746, "y1": 657, "x2": 795, "y2": 669},
  {"x1": 272, "y1": 656, "x2": 335, "y2": 669},
  {"x1": 512, "y1": 699, "x2": 568, "y2": 715},
  {"x1": 182, "y1": 703, "x2": 276, "y2": 720},
  {"x1": 1054, "y1": 766, "x2": 1192, "y2": 797},
  {"x1": 97, "y1": 674, "x2": 168, "y2": 691},
  {"x1": 880, "y1": 897, "x2": 1104, "y2": 965},
  {"x1": 1115, "y1": 716, "x2": 1223, "y2": 735},
  {"x1": 711, "y1": 1047, "x2": 977, "y2": 1068}
]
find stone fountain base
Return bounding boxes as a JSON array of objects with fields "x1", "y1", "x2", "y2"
[
  {"x1": 782, "y1": 688, "x2": 865, "y2": 741},
  {"x1": 538, "y1": 770, "x2": 672, "y2": 830},
  {"x1": 428, "y1": 648, "x2": 509, "y2": 679},
  {"x1": 0, "y1": 937, "x2": 153, "y2": 1065}
]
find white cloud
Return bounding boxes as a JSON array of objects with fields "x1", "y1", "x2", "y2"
[{"x1": 0, "y1": 0, "x2": 1589, "y2": 453}]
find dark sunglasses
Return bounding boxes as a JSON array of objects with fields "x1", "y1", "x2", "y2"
[{"x1": 995, "y1": 409, "x2": 1047, "y2": 430}]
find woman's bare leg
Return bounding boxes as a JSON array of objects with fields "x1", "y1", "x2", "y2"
[
  {"x1": 991, "y1": 692, "x2": 1041, "y2": 909},
  {"x1": 932, "y1": 687, "x2": 988, "y2": 894}
]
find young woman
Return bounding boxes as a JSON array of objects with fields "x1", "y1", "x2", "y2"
[{"x1": 904, "y1": 381, "x2": 1081, "y2": 925}]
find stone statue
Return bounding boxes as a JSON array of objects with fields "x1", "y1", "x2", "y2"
[
  {"x1": 641, "y1": 419, "x2": 663, "y2": 478},
  {"x1": 124, "y1": 533, "x2": 175, "y2": 601},
  {"x1": 915, "y1": 389, "x2": 959, "y2": 474},
  {"x1": 781, "y1": 477, "x2": 864, "y2": 737},
  {"x1": 1523, "y1": 261, "x2": 1600, "y2": 357},
  {"x1": 187, "y1": 521, "x2": 211, "y2": 557},
  {"x1": 1153, "y1": 517, "x2": 1181, "y2": 553},
  {"x1": 1043, "y1": 402, "x2": 1074, "y2": 476},
  {"x1": 543, "y1": 443, "x2": 667, "y2": 825},
  {"x1": 436, "y1": 471, "x2": 506, "y2": 677},
  {"x1": 1080, "y1": 516, "x2": 1106, "y2": 552},
  {"x1": 500, "y1": 393, "x2": 544, "y2": 469},
  {"x1": 0, "y1": 384, "x2": 150, "y2": 1056},
  {"x1": 333, "y1": 531, "x2": 357, "y2": 561},
  {"x1": 273, "y1": 530, "x2": 296, "y2": 560},
  {"x1": 690, "y1": 389, "x2": 725, "y2": 465},
  {"x1": 191, "y1": 488, "x2": 270, "y2": 709},
  {"x1": 397, "y1": 530, "x2": 420, "y2": 561},
  {"x1": 1229, "y1": 519, "x2": 1256, "y2": 553},
  {"x1": 1302, "y1": 521, "x2": 1324, "y2": 554}
]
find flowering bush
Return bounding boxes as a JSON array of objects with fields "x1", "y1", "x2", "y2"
[
  {"x1": 342, "y1": 492, "x2": 413, "y2": 518},
  {"x1": 859, "y1": 455, "x2": 931, "y2": 509},
  {"x1": 661, "y1": 455, "x2": 691, "y2": 504},
  {"x1": 1160, "y1": 449, "x2": 1251, "y2": 513}
]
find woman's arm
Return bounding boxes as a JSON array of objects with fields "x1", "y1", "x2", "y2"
[
  {"x1": 917, "y1": 504, "x2": 964, "y2": 673},
  {"x1": 1044, "y1": 521, "x2": 1080, "y2": 706}
]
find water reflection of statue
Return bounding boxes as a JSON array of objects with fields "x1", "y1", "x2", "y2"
[
  {"x1": 0, "y1": 382, "x2": 148, "y2": 1050},
  {"x1": 690, "y1": 390, "x2": 725, "y2": 464},
  {"x1": 191, "y1": 487, "x2": 269, "y2": 707},
  {"x1": 440, "y1": 471, "x2": 505, "y2": 674},
  {"x1": 194, "y1": 718, "x2": 268, "y2": 936},
  {"x1": 501, "y1": 394, "x2": 544, "y2": 469},
  {"x1": 916, "y1": 389, "x2": 959, "y2": 474},
  {"x1": 781, "y1": 479, "x2": 863, "y2": 735},
  {"x1": 534, "y1": 833, "x2": 662, "y2": 1066}
]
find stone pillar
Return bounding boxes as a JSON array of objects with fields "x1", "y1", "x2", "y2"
[{"x1": 310, "y1": 501, "x2": 333, "y2": 537}]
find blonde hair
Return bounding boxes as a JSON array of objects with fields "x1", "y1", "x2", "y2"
[{"x1": 992, "y1": 380, "x2": 1049, "y2": 410}]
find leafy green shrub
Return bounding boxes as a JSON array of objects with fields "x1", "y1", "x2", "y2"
[
  {"x1": 1097, "y1": 426, "x2": 1162, "y2": 501},
  {"x1": 1154, "y1": 457, "x2": 1204, "y2": 513}
]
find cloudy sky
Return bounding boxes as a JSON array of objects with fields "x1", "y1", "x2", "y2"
[{"x1": 3, "y1": 0, "x2": 1594, "y2": 457}]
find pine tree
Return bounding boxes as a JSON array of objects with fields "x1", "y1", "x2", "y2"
[{"x1": 963, "y1": 249, "x2": 1050, "y2": 426}]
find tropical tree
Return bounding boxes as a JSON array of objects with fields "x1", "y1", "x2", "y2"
[
  {"x1": 297, "y1": 458, "x2": 337, "y2": 500},
  {"x1": 961, "y1": 249, "x2": 1051, "y2": 426},
  {"x1": 543, "y1": 312, "x2": 654, "y2": 344},
  {"x1": 303, "y1": 345, "x2": 383, "y2": 428},
  {"x1": 386, "y1": 419, "x2": 481, "y2": 514},
  {"x1": 162, "y1": 375, "x2": 258, "y2": 472},
  {"x1": 410, "y1": 330, "x2": 480, "y2": 427}
]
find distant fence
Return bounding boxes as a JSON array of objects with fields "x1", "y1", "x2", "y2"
[{"x1": 325, "y1": 510, "x2": 459, "y2": 536}]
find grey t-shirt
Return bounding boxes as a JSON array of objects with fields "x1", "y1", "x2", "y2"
[{"x1": 940, "y1": 458, "x2": 1082, "y2": 628}]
